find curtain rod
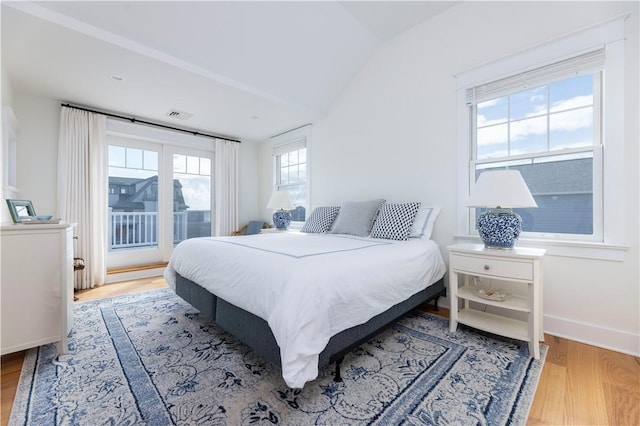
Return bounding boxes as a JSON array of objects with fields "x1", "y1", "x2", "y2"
[{"x1": 60, "y1": 103, "x2": 241, "y2": 143}]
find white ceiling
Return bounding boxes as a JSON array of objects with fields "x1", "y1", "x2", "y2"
[{"x1": 2, "y1": 1, "x2": 457, "y2": 141}]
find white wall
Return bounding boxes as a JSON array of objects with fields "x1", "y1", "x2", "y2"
[
  {"x1": 1, "y1": 67, "x2": 17, "y2": 223},
  {"x1": 0, "y1": 88, "x2": 60, "y2": 222},
  {"x1": 261, "y1": 1, "x2": 639, "y2": 355},
  {"x1": 2, "y1": 67, "x2": 14, "y2": 106},
  {"x1": 237, "y1": 140, "x2": 260, "y2": 227},
  {"x1": 258, "y1": 141, "x2": 273, "y2": 222},
  {"x1": 12, "y1": 93, "x2": 60, "y2": 217}
]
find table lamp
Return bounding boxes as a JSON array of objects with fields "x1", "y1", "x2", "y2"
[
  {"x1": 266, "y1": 190, "x2": 294, "y2": 230},
  {"x1": 467, "y1": 170, "x2": 537, "y2": 249}
]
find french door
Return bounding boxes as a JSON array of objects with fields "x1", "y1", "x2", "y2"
[{"x1": 107, "y1": 135, "x2": 213, "y2": 269}]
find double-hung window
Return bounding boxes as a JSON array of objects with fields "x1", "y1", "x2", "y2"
[
  {"x1": 468, "y1": 49, "x2": 604, "y2": 239},
  {"x1": 271, "y1": 125, "x2": 311, "y2": 225}
]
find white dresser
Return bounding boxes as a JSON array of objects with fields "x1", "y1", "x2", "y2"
[{"x1": 1, "y1": 222, "x2": 75, "y2": 355}]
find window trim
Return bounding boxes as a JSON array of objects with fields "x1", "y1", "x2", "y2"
[
  {"x1": 270, "y1": 125, "x2": 312, "y2": 228},
  {"x1": 455, "y1": 15, "x2": 628, "y2": 260}
]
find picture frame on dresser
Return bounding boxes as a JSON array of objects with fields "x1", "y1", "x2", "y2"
[{"x1": 6, "y1": 199, "x2": 36, "y2": 223}]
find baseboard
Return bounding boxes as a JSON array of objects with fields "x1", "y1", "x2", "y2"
[
  {"x1": 106, "y1": 267, "x2": 166, "y2": 284},
  {"x1": 544, "y1": 314, "x2": 640, "y2": 357},
  {"x1": 107, "y1": 262, "x2": 168, "y2": 275}
]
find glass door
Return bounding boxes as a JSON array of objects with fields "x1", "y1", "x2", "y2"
[
  {"x1": 107, "y1": 137, "x2": 164, "y2": 268},
  {"x1": 160, "y1": 146, "x2": 213, "y2": 260},
  {"x1": 107, "y1": 136, "x2": 214, "y2": 269}
]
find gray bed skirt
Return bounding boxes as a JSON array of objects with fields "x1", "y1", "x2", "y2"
[{"x1": 174, "y1": 273, "x2": 446, "y2": 370}]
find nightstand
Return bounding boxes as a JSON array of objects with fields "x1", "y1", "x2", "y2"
[
  {"x1": 448, "y1": 243, "x2": 545, "y2": 359},
  {"x1": 259, "y1": 228, "x2": 294, "y2": 234}
]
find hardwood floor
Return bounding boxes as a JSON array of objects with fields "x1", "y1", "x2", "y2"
[
  {"x1": 73, "y1": 275, "x2": 168, "y2": 302},
  {"x1": 2, "y1": 278, "x2": 638, "y2": 425},
  {"x1": 422, "y1": 304, "x2": 640, "y2": 426},
  {"x1": 0, "y1": 352, "x2": 23, "y2": 426}
]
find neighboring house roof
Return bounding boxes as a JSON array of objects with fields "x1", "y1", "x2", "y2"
[
  {"x1": 517, "y1": 158, "x2": 592, "y2": 195},
  {"x1": 109, "y1": 176, "x2": 188, "y2": 211},
  {"x1": 479, "y1": 158, "x2": 593, "y2": 234},
  {"x1": 480, "y1": 158, "x2": 592, "y2": 195},
  {"x1": 109, "y1": 176, "x2": 143, "y2": 186}
]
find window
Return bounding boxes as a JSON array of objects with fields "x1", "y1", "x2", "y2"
[
  {"x1": 271, "y1": 125, "x2": 311, "y2": 225},
  {"x1": 456, "y1": 17, "x2": 627, "y2": 254},
  {"x1": 469, "y1": 50, "x2": 603, "y2": 238},
  {"x1": 274, "y1": 143, "x2": 306, "y2": 221}
]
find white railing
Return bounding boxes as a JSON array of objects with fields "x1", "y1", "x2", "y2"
[
  {"x1": 173, "y1": 211, "x2": 188, "y2": 245},
  {"x1": 109, "y1": 211, "x2": 188, "y2": 249}
]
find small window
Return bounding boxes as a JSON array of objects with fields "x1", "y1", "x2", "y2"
[{"x1": 274, "y1": 143, "x2": 307, "y2": 221}]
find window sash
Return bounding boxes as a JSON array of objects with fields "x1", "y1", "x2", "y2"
[
  {"x1": 471, "y1": 70, "x2": 602, "y2": 160},
  {"x1": 469, "y1": 145, "x2": 603, "y2": 240},
  {"x1": 275, "y1": 147, "x2": 306, "y2": 186}
]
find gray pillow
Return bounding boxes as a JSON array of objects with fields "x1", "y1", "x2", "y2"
[{"x1": 329, "y1": 199, "x2": 385, "y2": 236}]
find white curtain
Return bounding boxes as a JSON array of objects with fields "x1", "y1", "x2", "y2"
[
  {"x1": 58, "y1": 106, "x2": 107, "y2": 289},
  {"x1": 214, "y1": 138, "x2": 239, "y2": 236}
]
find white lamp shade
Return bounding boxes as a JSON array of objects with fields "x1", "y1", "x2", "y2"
[
  {"x1": 266, "y1": 190, "x2": 294, "y2": 210},
  {"x1": 467, "y1": 170, "x2": 537, "y2": 208}
]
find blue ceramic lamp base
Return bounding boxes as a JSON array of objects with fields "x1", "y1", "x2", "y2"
[
  {"x1": 477, "y1": 209, "x2": 522, "y2": 249},
  {"x1": 272, "y1": 210, "x2": 292, "y2": 230}
]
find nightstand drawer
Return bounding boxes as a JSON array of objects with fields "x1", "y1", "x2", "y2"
[{"x1": 450, "y1": 253, "x2": 533, "y2": 281}]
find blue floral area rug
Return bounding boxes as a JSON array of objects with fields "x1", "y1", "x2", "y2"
[{"x1": 10, "y1": 287, "x2": 546, "y2": 425}]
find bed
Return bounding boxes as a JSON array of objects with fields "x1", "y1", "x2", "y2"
[{"x1": 163, "y1": 203, "x2": 447, "y2": 388}]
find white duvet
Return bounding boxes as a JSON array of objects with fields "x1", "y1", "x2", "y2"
[{"x1": 164, "y1": 232, "x2": 446, "y2": 388}]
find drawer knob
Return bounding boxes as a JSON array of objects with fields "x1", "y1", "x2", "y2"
[{"x1": 484, "y1": 264, "x2": 490, "y2": 270}]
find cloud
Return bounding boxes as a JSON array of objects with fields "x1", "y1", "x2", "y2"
[
  {"x1": 178, "y1": 175, "x2": 212, "y2": 211},
  {"x1": 477, "y1": 95, "x2": 593, "y2": 149},
  {"x1": 551, "y1": 95, "x2": 592, "y2": 112}
]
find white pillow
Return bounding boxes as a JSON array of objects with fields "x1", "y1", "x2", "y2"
[{"x1": 409, "y1": 205, "x2": 441, "y2": 239}]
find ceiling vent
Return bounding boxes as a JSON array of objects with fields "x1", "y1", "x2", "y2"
[{"x1": 166, "y1": 109, "x2": 193, "y2": 120}]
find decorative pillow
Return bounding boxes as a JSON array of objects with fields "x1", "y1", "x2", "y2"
[
  {"x1": 301, "y1": 206, "x2": 340, "y2": 233},
  {"x1": 370, "y1": 202, "x2": 422, "y2": 241},
  {"x1": 409, "y1": 205, "x2": 442, "y2": 239},
  {"x1": 329, "y1": 199, "x2": 385, "y2": 237}
]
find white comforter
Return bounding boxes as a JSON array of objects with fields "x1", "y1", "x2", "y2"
[{"x1": 164, "y1": 233, "x2": 446, "y2": 388}]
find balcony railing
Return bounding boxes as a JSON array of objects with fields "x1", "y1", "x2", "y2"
[{"x1": 109, "y1": 211, "x2": 188, "y2": 250}]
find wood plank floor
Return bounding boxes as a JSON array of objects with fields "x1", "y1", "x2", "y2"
[{"x1": 2, "y1": 277, "x2": 638, "y2": 425}]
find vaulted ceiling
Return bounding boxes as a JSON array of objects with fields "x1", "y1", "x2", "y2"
[{"x1": 2, "y1": 1, "x2": 457, "y2": 140}]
